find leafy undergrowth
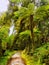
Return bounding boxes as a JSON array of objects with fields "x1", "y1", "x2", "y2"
[
  {"x1": 21, "y1": 42, "x2": 49, "y2": 65},
  {"x1": 0, "y1": 42, "x2": 49, "y2": 65},
  {"x1": 0, "y1": 50, "x2": 16, "y2": 65},
  {"x1": 21, "y1": 50, "x2": 34, "y2": 65},
  {"x1": 33, "y1": 42, "x2": 49, "y2": 65}
]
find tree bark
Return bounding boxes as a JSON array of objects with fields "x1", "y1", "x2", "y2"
[{"x1": 30, "y1": 15, "x2": 35, "y2": 51}]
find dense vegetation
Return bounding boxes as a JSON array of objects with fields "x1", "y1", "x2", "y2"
[{"x1": 0, "y1": 0, "x2": 49, "y2": 65}]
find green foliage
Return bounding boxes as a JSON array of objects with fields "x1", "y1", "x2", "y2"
[
  {"x1": 14, "y1": 7, "x2": 27, "y2": 18},
  {"x1": 0, "y1": 0, "x2": 49, "y2": 65},
  {"x1": 28, "y1": 3, "x2": 34, "y2": 14},
  {"x1": 7, "y1": 35, "x2": 15, "y2": 49},
  {"x1": 10, "y1": 0, "x2": 21, "y2": 3},
  {"x1": 0, "y1": 26, "x2": 9, "y2": 50},
  {"x1": 34, "y1": 5, "x2": 49, "y2": 22},
  {"x1": 41, "y1": 0, "x2": 49, "y2": 5},
  {"x1": 15, "y1": 30, "x2": 31, "y2": 50},
  {"x1": 19, "y1": 30, "x2": 31, "y2": 35},
  {"x1": 0, "y1": 26, "x2": 9, "y2": 39},
  {"x1": 14, "y1": 3, "x2": 34, "y2": 19},
  {"x1": 33, "y1": 42, "x2": 49, "y2": 65},
  {"x1": 0, "y1": 50, "x2": 16, "y2": 65},
  {"x1": 21, "y1": 50, "x2": 34, "y2": 65}
]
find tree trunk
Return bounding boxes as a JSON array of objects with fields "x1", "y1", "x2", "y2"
[{"x1": 30, "y1": 15, "x2": 35, "y2": 51}]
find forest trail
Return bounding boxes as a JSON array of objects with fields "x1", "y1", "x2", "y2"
[{"x1": 7, "y1": 52, "x2": 26, "y2": 65}]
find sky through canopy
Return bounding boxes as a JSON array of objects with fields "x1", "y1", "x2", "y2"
[{"x1": 0, "y1": 0, "x2": 9, "y2": 13}]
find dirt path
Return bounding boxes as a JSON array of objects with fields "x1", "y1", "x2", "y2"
[{"x1": 7, "y1": 52, "x2": 26, "y2": 65}]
